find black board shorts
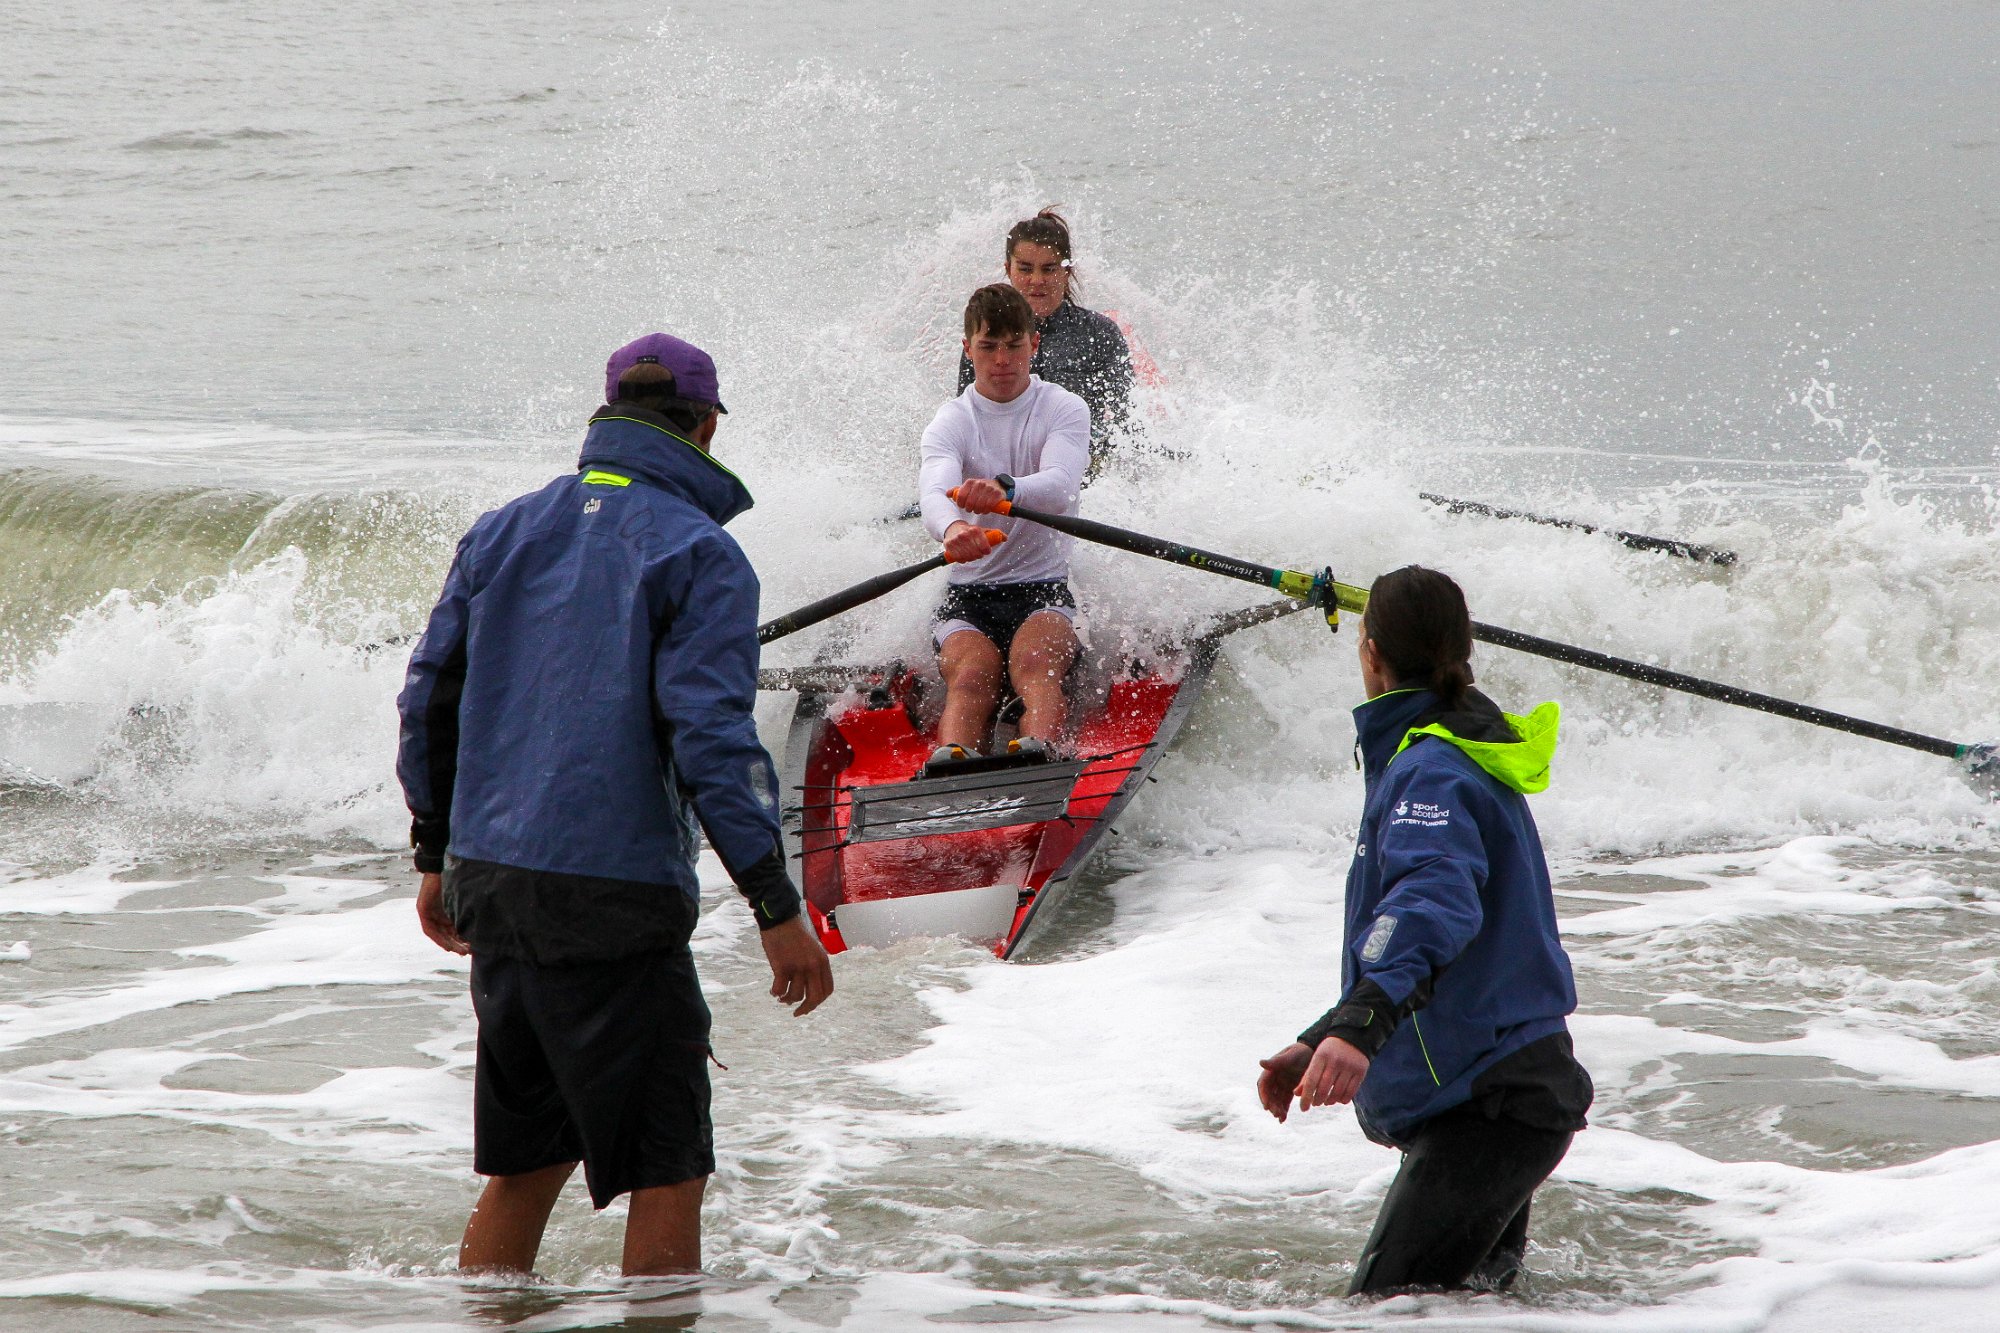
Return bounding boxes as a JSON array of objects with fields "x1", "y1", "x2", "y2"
[
  {"x1": 467, "y1": 891, "x2": 714, "y2": 1208},
  {"x1": 932, "y1": 579, "x2": 1077, "y2": 656}
]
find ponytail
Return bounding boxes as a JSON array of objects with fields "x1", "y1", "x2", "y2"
[
  {"x1": 1361, "y1": 566, "x2": 1475, "y2": 709},
  {"x1": 1430, "y1": 659, "x2": 1475, "y2": 709}
]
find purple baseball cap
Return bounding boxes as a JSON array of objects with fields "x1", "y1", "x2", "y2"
[{"x1": 604, "y1": 333, "x2": 728, "y2": 412}]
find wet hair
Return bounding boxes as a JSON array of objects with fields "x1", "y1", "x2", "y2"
[
  {"x1": 1362, "y1": 565, "x2": 1475, "y2": 708},
  {"x1": 615, "y1": 360, "x2": 713, "y2": 433},
  {"x1": 963, "y1": 282, "x2": 1037, "y2": 340},
  {"x1": 1004, "y1": 206, "x2": 1080, "y2": 296}
]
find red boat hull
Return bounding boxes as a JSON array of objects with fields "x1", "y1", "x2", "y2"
[{"x1": 770, "y1": 607, "x2": 1289, "y2": 959}]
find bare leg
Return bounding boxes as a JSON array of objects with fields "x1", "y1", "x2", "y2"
[
  {"x1": 622, "y1": 1176, "x2": 709, "y2": 1275},
  {"x1": 460, "y1": 1161, "x2": 577, "y2": 1275},
  {"x1": 937, "y1": 629, "x2": 1003, "y2": 751},
  {"x1": 1009, "y1": 612, "x2": 1079, "y2": 743}
]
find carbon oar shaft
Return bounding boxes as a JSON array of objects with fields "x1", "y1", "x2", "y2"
[
  {"x1": 1421, "y1": 493, "x2": 1737, "y2": 567},
  {"x1": 757, "y1": 528, "x2": 1007, "y2": 645},
  {"x1": 757, "y1": 553, "x2": 945, "y2": 645},
  {"x1": 997, "y1": 501, "x2": 1369, "y2": 614},
  {"x1": 994, "y1": 501, "x2": 1978, "y2": 763},
  {"x1": 1469, "y1": 622, "x2": 1962, "y2": 758}
]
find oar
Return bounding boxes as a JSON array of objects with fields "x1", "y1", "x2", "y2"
[
  {"x1": 1420, "y1": 493, "x2": 1737, "y2": 567},
  {"x1": 910, "y1": 487, "x2": 1736, "y2": 566},
  {"x1": 974, "y1": 497, "x2": 1998, "y2": 797},
  {"x1": 947, "y1": 487, "x2": 1357, "y2": 628},
  {"x1": 756, "y1": 530, "x2": 1003, "y2": 645}
]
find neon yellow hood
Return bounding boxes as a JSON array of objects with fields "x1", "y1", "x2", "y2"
[{"x1": 1393, "y1": 700, "x2": 1561, "y2": 795}]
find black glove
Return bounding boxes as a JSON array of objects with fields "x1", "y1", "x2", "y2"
[{"x1": 1297, "y1": 975, "x2": 1434, "y2": 1060}]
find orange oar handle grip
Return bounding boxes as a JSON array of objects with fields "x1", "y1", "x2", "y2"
[
  {"x1": 942, "y1": 528, "x2": 1006, "y2": 564},
  {"x1": 945, "y1": 485, "x2": 1016, "y2": 517}
]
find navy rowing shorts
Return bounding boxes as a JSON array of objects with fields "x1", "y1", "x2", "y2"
[
  {"x1": 933, "y1": 579, "x2": 1078, "y2": 656},
  {"x1": 467, "y1": 896, "x2": 714, "y2": 1208}
]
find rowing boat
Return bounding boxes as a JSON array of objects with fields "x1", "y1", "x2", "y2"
[{"x1": 758, "y1": 602, "x2": 1297, "y2": 959}]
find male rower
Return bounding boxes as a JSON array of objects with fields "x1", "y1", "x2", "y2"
[{"x1": 918, "y1": 284, "x2": 1091, "y2": 768}]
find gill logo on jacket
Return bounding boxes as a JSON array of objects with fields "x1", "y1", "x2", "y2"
[
  {"x1": 1361, "y1": 914, "x2": 1398, "y2": 962},
  {"x1": 1390, "y1": 800, "x2": 1451, "y2": 827}
]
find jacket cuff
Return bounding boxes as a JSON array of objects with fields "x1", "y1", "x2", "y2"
[
  {"x1": 1298, "y1": 978, "x2": 1409, "y2": 1061},
  {"x1": 733, "y1": 847, "x2": 803, "y2": 931},
  {"x1": 411, "y1": 815, "x2": 449, "y2": 875}
]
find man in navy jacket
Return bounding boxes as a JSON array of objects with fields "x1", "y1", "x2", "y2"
[{"x1": 398, "y1": 333, "x2": 832, "y2": 1277}]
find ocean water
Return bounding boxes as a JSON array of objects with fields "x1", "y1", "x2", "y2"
[{"x1": 3, "y1": 2, "x2": 1998, "y2": 1329}]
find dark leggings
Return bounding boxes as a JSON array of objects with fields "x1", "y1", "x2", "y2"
[{"x1": 1348, "y1": 1105, "x2": 1574, "y2": 1296}]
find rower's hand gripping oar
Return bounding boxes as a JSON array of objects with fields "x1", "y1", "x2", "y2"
[
  {"x1": 977, "y1": 497, "x2": 1999, "y2": 799},
  {"x1": 947, "y1": 488, "x2": 1352, "y2": 633},
  {"x1": 757, "y1": 530, "x2": 1004, "y2": 645}
]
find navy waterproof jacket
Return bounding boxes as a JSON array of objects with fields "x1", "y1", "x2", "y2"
[
  {"x1": 395, "y1": 407, "x2": 787, "y2": 913},
  {"x1": 1331, "y1": 687, "x2": 1580, "y2": 1145}
]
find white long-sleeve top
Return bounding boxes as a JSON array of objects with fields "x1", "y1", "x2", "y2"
[{"x1": 918, "y1": 376, "x2": 1090, "y2": 586}]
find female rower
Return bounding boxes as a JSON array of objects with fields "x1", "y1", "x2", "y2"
[
  {"x1": 1256, "y1": 566, "x2": 1593, "y2": 1296},
  {"x1": 956, "y1": 207, "x2": 1135, "y2": 472}
]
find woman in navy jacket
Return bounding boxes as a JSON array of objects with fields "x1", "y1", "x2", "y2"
[{"x1": 1257, "y1": 565, "x2": 1593, "y2": 1296}]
